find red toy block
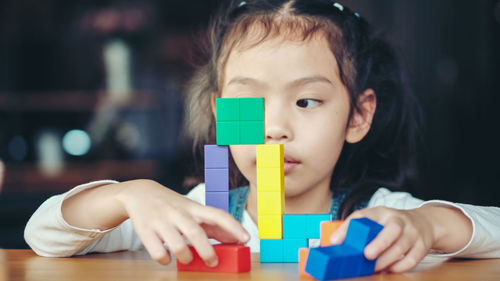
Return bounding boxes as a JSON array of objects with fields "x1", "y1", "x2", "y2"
[
  {"x1": 320, "y1": 220, "x2": 343, "y2": 246},
  {"x1": 176, "y1": 243, "x2": 251, "y2": 273}
]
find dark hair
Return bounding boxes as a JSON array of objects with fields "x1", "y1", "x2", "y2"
[{"x1": 184, "y1": 0, "x2": 422, "y2": 218}]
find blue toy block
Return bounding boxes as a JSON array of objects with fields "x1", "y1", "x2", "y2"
[
  {"x1": 260, "y1": 239, "x2": 283, "y2": 262},
  {"x1": 283, "y1": 214, "x2": 307, "y2": 239},
  {"x1": 305, "y1": 244, "x2": 364, "y2": 280},
  {"x1": 204, "y1": 145, "x2": 228, "y2": 169},
  {"x1": 239, "y1": 121, "x2": 264, "y2": 144},
  {"x1": 204, "y1": 168, "x2": 229, "y2": 192},
  {"x1": 205, "y1": 191, "x2": 229, "y2": 212},
  {"x1": 306, "y1": 214, "x2": 331, "y2": 239},
  {"x1": 344, "y1": 218, "x2": 383, "y2": 252},
  {"x1": 283, "y1": 239, "x2": 307, "y2": 262},
  {"x1": 239, "y1": 98, "x2": 264, "y2": 121}
]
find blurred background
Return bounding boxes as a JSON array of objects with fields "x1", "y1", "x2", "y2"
[{"x1": 0, "y1": 0, "x2": 499, "y2": 248}]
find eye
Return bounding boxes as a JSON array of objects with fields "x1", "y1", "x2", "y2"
[{"x1": 296, "y1": 99, "x2": 321, "y2": 108}]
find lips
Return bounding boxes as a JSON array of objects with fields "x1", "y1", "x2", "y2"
[{"x1": 284, "y1": 155, "x2": 300, "y2": 174}]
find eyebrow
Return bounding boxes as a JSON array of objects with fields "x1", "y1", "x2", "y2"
[{"x1": 226, "y1": 75, "x2": 333, "y2": 88}]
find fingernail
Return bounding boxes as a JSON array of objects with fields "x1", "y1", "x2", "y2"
[
  {"x1": 330, "y1": 234, "x2": 340, "y2": 244},
  {"x1": 208, "y1": 258, "x2": 218, "y2": 267},
  {"x1": 241, "y1": 233, "x2": 250, "y2": 242}
]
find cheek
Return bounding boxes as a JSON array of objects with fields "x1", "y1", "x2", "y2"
[{"x1": 229, "y1": 145, "x2": 257, "y2": 181}]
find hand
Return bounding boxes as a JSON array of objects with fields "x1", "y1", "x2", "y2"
[
  {"x1": 329, "y1": 206, "x2": 435, "y2": 272},
  {"x1": 115, "y1": 180, "x2": 250, "y2": 267}
]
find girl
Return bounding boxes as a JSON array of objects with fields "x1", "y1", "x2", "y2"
[{"x1": 25, "y1": 0, "x2": 500, "y2": 274}]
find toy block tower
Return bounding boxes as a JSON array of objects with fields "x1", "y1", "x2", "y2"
[
  {"x1": 204, "y1": 145, "x2": 229, "y2": 211},
  {"x1": 216, "y1": 98, "x2": 264, "y2": 145}
]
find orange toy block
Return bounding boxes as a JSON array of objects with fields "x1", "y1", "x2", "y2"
[
  {"x1": 298, "y1": 248, "x2": 313, "y2": 277},
  {"x1": 176, "y1": 243, "x2": 251, "y2": 273},
  {"x1": 320, "y1": 220, "x2": 344, "y2": 246}
]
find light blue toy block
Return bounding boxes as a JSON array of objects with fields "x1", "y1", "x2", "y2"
[
  {"x1": 283, "y1": 214, "x2": 307, "y2": 239},
  {"x1": 283, "y1": 239, "x2": 307, "y2": 263},
  {"x1": 260, "y1": 239, "x2": 283, "y2": 262},
  {"x1": 239, "y1": 97, "x2": 264, "y2": 121},
  {"x1": 306, "y1": 214, "x2": 331, "y2": 239},
  {"x1": 239, "y1": 121, "x2": 264, "y2": 144},
  {"x1": 216, "y1": 121, "x2": 240, "y2": 145},
  {"x1": 344, "y1": 217, "x2": 383, "y2": 252},
  {"x1": 204, "y1": 145, "x2": 228, "y2": 169},
  {"x1": 216, "y1": 98, "x2": 239, "y2": 121}
]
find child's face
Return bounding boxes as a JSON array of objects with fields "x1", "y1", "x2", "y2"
[{"x1": 216, "y1": 35, "x2": 369, "y2": 197}]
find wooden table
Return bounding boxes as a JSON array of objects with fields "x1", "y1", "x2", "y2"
[{"x1": 1, "y1": 249, "x2": 500, "y2": 281}]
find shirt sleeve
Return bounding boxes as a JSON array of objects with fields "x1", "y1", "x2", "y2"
[
  {"x1": 368, "y1": 188, "x2": 500, "y2": 259},
  {"x1": 24, "y1": 180, "x2": 142, "y2": 257}
]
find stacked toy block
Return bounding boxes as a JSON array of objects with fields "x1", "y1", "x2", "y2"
[
  {"x1": 216, "y1": 98, "x2": 264, "y2": 145},
  {"x1": 204, "y1": 145, "x2": 229, "y2": 212},
  {"x1": 177, "y1": 243, "x2": 250, "y2": 273},
  {"x1": 304, "y1": 218, "x2": 384, "y2": 280}
]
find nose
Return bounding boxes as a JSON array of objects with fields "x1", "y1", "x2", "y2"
[{"x1": 265, "y1": 100, "x2": 292, "y2": 143}]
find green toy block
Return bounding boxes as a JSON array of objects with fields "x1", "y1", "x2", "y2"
[
  {"x1": 239, "y1": 97, "x2": 264, "y2": 121},
  {"x1": 240, "y1": 121, "x2": 264, "y2": 144},
  {"x1": 216, "y1": 98, "x2": 239, "y2": 121},
  {"x1": 216, "y1": 121, "x2": 239, "y2": 145}
]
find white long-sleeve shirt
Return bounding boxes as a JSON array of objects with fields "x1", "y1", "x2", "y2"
[{"x1": 24, "y1": 180, "x2": 500, "y2": 263}]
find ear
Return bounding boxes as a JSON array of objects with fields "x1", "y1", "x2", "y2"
[
  {"x1": 345, "y1": 88, "x2": 377, "y2": 143},
  {"x1": 210, "y1": 92, "x2": 218, "y2": 119}
]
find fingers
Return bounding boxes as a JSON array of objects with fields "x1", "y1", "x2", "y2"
[
  {"x1": 196, "y1": 206, "x2": 250, "y2": 243},
  {"x1": 364, "y1": 219, "x2": 403, "y2": 260},
  {"x1": 156, "y1": 223, "x2": 192, "y2": 265},
  {"x1": 330, "y1": 211, "x2": 365, "y2": 245},
  {"x1": 389, "y1": 240, "x2": 428, "y2": 272},
  {"x1": 140, "y1": 229, "x2": 172, "y2": 265},
  {"x1": 175, "y1": 212, "x2": 218, "y2": 267},
  {"x1": 374, "y1": 234, "x2": 413, "y2": 272}
]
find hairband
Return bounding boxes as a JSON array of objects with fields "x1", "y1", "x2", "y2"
[{"x1": 333, "y1": 2, "x2": 361, "y2": 19}]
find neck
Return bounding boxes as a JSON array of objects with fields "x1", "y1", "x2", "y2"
[{"x1": 246, "y1": 180, "x2": 332, "y2": 225}]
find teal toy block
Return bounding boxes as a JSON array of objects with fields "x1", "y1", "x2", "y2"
[
  {"x1": 260, "y1": 239, "x2": 283, "y2": 262},
  {"x1": 283, "y1": 214, "x2": 307, "y2": 239},
  {"x1": 306, "y1": 214, "x2": 331, "y2": 239},
  {"x1": 344, "y1": 218, "x2": 383, "y2": 252},
  {"x1": 283, "y1": 239, "x2": 307, "y2": 263},
  {"x1": 240, "y1": 121, "x2": 264, "y2": 144},
  {"x1": 216, "y1": 98, "x2": 239, "y2": 121},
  {"x1": 216, "y1": 121, "x2": 240, "y2": 145},
  {"x1": 239, "y1": 97, "x2": 264, "y2": 121}
]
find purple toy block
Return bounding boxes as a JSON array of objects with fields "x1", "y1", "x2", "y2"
[
  {"x1": 204, "y1": 145, "x2": 228, "y2": 169},
  {"x1": 205, "y1": 168, "x2": 229, "y2": 192},
  {"x1": 205, "y1": 191, "x2": 229, "y2": 212}
]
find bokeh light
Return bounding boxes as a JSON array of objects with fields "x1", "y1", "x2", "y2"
[{"x1": 62, "y1": 129, "x2": 91, "y2": 156}]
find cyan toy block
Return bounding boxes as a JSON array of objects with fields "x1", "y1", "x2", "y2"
[
  {"x1": 260, "y1": 239, "x2": 283, "y2": 262},
  {"x1": 216, "y1": 121, "x2": 240, "y2": 145},
  {"x1": 204, "y1": 145, "x2": 228, "y2": 169},
  {"x1": 239, "y1": 121, "x2": 264, "y2": 144},
  {"x1": 205, "y1": 191, "x2": 229, "y2": 212},
  {"x1": 344, "y1": 218, "x2": 383, "y2": 252},
  {"x1": 257, "y1": 191, "x2": 284, "y2": 216},
  {"x1": 256, "y1": 144, "x2": 284, "y2": 168},
  {"x1": 283, "y1": 214, "x2": 307, "y2": 239},
  {"x1": 257, "y1": 167, "x2": 284, "y2": 192},
  {"x1": 306, "y1": 214, "x2": 331, "y2": 239},
  {"x1": 257, "y1": 215, "x2": 282, "y2": 239},
  {"x1": 305, "y1": 244, "x2": 363, "y2": 281},
  {"x1": 204, "y1": 168, "x2": 229, "y2": 192},
  {"x1": 283, "y1": 238, "x2": 307, "y2": 262},
  {"x1": 216, "y1": 98, "x2": 239, "y2": 121},
  {"x1": 239, "y1": 97, "x2": 264, "y2": 121}
]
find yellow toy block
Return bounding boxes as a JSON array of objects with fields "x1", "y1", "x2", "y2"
[
  {"x1": 257, "y1": 167, "x2": 284, "y2": 192},
  {"x1": 320, "y1": 220, "x2": 344, "y2": 246},
  {"x1": 257, "y1": 144, "x2": 283, "y2": 168},
  {"x1": 257, "y1": 191, "x2": 285, "y2": 216},
  {"x1": 257, "y1": 215, "x2": 282, "y2": 239}
]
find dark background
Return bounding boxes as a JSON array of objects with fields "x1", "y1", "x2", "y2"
[{"x1": 1, "y1": 0, "x2": 499, "y2": 248}]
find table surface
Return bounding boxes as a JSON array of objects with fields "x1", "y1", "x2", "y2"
[{"x1": 1, "y1": 249, "x2": 500, "y2": 281}]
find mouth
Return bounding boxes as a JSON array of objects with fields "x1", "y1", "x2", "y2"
[{"x1": 284, "y1": 155, "x2": 300, "y2": 174}]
